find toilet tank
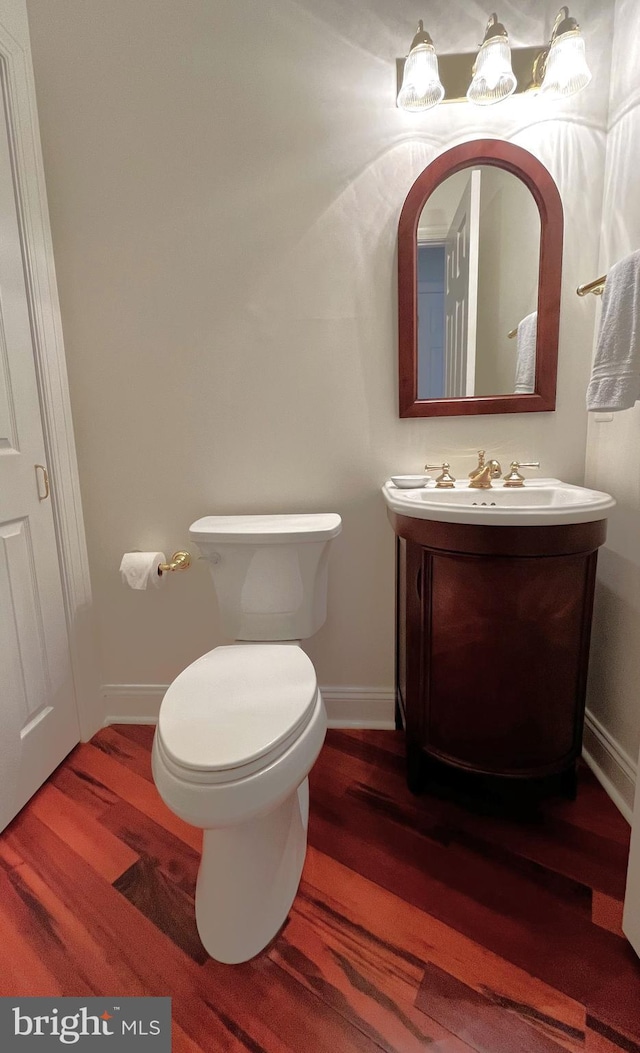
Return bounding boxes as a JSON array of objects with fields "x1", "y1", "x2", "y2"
[{"x1": 189, "y1": 514, "x2": 342, "y2": 641}]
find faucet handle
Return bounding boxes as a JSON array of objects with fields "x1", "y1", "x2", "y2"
[
  {"x1": 503, "y1": 461, "x2": 540, "y2": 487},
  {"x1": 425, "y1": 462, "x2": 456, "y2": 489}
]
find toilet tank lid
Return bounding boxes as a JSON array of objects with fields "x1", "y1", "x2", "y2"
[{"x1": 189, "y1": 513, "x2": 342, "y2": 544}]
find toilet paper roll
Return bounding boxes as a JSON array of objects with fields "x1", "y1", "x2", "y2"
[{"x1": 120, "y1": 551, "x2": 166, "y2": 590}]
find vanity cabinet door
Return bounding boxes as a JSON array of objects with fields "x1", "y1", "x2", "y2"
[
  {"x1": 397, "y1": 533, "x2": 599, "y2": 781},
  {"x1": 426, "y1": 549, "x2": 596, "y2": 773}
]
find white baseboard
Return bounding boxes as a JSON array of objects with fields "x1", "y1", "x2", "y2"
[
  {"x1": 321, "y1": 687, "x2": 395, "y2": 729},
  {"x1": 103, "y1": 684, "x2": 166, "y2": 725},
  {"x1": 583, "y1": 709, "x2": 637, "y2": 823},
  {"x1": 103, "y1": 686, "x2": 635, "y2": 821},
  {"x1": 102, "y1": 684, "x2": 396, "y2": 730}
]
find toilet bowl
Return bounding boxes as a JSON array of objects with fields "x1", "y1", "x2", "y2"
[{"x1": 152, "y1": 513, "x2": 341, "y2": 964}]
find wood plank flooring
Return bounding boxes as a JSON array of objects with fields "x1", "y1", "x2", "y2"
[{"x1": 0, "y1": 726, "x2": 638, "y2": 1053}]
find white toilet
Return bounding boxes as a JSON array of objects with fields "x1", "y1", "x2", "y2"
[{"x1": 152, "y1": 512, "x2": 342, "y2": 964}]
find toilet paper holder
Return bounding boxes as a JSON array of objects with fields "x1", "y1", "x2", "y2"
[{"x1": 158, "y1": 551, "x2": 192, "y2": 575}]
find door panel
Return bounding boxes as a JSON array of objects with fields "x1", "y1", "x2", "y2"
[
  {"x1": 417, "y1": 244, "x2": 445, "y2": 399},
  {"x1": 445, "y1": 169, "x2": 480, "y2": 397},
  {"x1": 0, "y1": 320, "x2": 18, "y2": 449},
  {"x1": 0, "y1": 20, "x2": 79, "y2": 830},
  {"x1": 0, "y1": 517, "x2": 50, "y2": 723}
]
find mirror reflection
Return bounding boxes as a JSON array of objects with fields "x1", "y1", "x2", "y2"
[{"x1": 417, "y1": 166, "x2": 540, "y2": 400}]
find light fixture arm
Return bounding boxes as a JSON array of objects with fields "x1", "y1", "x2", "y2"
[
  {"x1": 481, "y1": 13, "x2": 508, "y2": 44},
  {"x1": 408, "y1": 20, "x2": 433, "y2": 52},
  {"x1": 550, "y1": 6, "x2": 580, "y2": 42}
]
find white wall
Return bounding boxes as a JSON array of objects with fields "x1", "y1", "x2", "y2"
[
  {"x1": 584, "y1": 0, "x2": 640, "y2": 816},
  {"x1": 25, "y1": 0, "x2": 613, "y2": 719}
]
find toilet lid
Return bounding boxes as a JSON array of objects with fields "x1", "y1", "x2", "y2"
[{"x1": 158, "y1": 645, "x2": 318, "y2": 773}]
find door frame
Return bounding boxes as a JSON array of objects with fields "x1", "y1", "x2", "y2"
[{"x1": 0, "y1": 1, "x2": 100, "y2": 741}]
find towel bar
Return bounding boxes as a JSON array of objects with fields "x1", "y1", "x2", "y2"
[{"x1": 577, "y1": 274, "x2": 606, "y2": 297}]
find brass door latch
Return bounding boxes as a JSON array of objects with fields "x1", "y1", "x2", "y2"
[{"x1": 35, "y1": 464, "x2": 50, "y2": 500}]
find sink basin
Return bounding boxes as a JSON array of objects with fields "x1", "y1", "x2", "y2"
[{"x1": 382, "y1": 478, "x2": 615, "y2": 527}]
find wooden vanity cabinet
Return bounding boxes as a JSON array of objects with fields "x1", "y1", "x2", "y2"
[{"x1": 391, "y1": 513, "x2": 607, "y2": 795}]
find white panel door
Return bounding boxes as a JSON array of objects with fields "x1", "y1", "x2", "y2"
[
  {"x1": 623, "y1": 767, "x2": 640, "y2": 957},
  {"x1": 444, "y1": 169, "x2": 481, "y2": 397},
  {"x1": 0, "y1": 29, "x2": 79, "y2": 830}
]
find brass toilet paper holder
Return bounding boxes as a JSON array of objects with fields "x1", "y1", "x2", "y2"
[{"x1": 158, "y1": 551, "x2": 192, "y2": 575}]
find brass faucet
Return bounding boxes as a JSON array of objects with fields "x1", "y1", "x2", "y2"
[
  {"x1": 469, "y1": 450, "x2": 487, "y2": 481},
  {"x1": 468, "y1": 450, "x2": 502, "y2": 489}
]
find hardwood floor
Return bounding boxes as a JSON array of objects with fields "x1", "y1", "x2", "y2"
[{"x1": 0, "y1": 726, "x2": 638, "y2": 1053}]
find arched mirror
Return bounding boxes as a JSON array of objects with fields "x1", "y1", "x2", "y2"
[{"x1": 398, "y1": 140, "x2": 563, "y2": 417}]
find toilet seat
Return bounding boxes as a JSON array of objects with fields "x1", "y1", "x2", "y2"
[{"x1": 157, "y1": 644, "x2": 318, "y2": 781}]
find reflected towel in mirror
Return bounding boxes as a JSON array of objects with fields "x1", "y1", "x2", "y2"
[
  {"x1": 514, "y1": 311, "x2": 537, "y2": 394},
  {"x1": 587, "y1": 249, "x2": 640, "y2": 412}
]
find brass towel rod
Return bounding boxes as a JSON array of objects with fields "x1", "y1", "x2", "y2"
[
  {"x1": 511, "y1": 267, "x2": 607, "y2": 336},
  {"x1": 510, "y1": 267, "x2": 607, "y2": 335},
  {"x1": 577, "y1": 274, "x2": 607, "y2": 297}
]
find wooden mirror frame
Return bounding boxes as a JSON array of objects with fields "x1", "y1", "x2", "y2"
[{"x1": 398, "y1": 140, "x2": 563, "y2": 418}]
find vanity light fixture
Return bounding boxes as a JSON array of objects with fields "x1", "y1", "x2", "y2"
[
  {"x1": 396, "y1": 21, "x2": 445, "y2": 112},
  {"x1": 396, "y1": 8, "x2": 591, "y2": 110},
  {"x1": 466, "y1": 13, "x2": 517, "y2": 106},
  {"x1": 536, "y1": 7, "x2": 592, "y2": 99}
]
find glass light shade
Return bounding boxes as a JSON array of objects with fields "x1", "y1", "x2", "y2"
[
  {"x1": 397, "y1": 43, "x2": 445, "y2": 112},
  {"x1": 539, "y1": 30, "x2": 591, "y2": 98},
  {"x1": 466, "y1": 36, "x2": 517, "y2": 105}
]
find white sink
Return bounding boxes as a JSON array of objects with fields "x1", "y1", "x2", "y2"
[{"x1": 382, "y1": 478, "x2": 615, "y2": 527}]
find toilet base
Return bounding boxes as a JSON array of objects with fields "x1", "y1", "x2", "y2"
[{"x1": 195, "y1": 779, "x2": 309, "y2": 964}]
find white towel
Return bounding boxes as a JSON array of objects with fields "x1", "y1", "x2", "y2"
[
  {"x1": 514, "y1": 311, "x2": 537, "y2": 394},
  {"x1": 587, "y1": 249, "x2": 640, "y2": 412}
]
